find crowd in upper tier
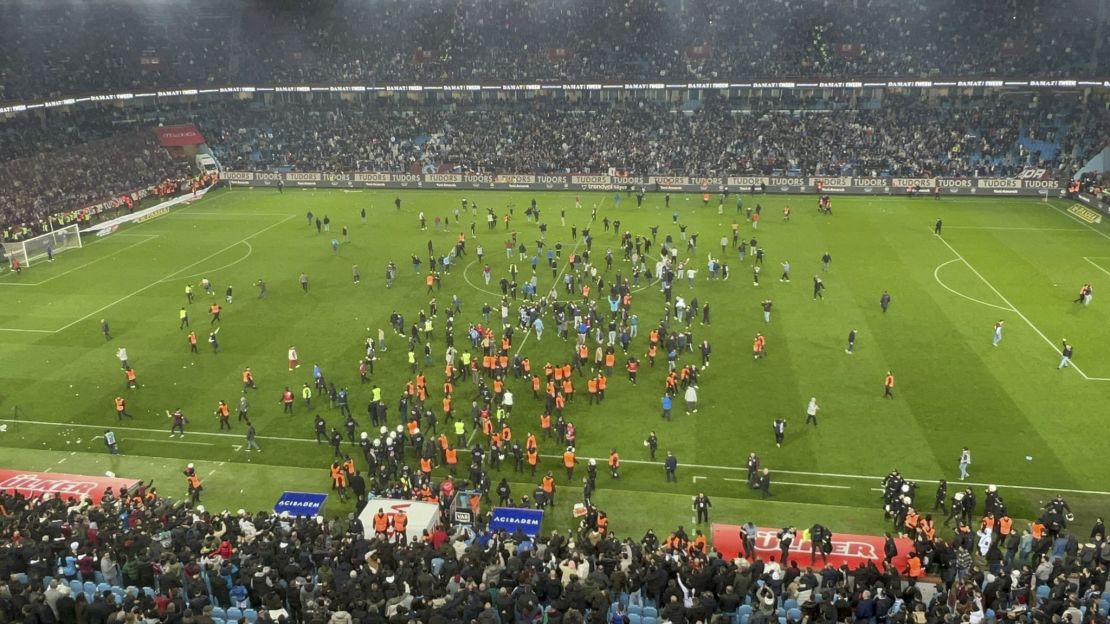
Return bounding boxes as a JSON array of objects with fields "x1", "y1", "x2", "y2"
[{"x1": 0, "y1": 0, "x2": 1102, "y2": 103}]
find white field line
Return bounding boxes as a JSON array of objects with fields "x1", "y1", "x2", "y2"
[
  {"x1": 932, "y1": 259, "x2": 1012, "y2": 312},
  {"x1": 4, "y1": 417, "x2": 1109, "y2": 496},
  {"x1": 510, "y1": 198, "x2": 602, "y2": 357},
  {"x1": 1046, "y1": 201, "x2": 1110, "y2": 241},
  {"x1": 1082, "y1": 257, "x2": 1110, "y2": 279},
  {"x1": 724, "y1": 478, "x2": 850, "y2": 490},
  {"x1": 936, "y1": 236, "x2": 1105, "y2": 381},
  {"x1": 161, "y1": 242, "x2": 253, "y2": 284},
  {"x1": 0, "y1": 235, "x2": 159, "y2": 288},
  {"x1": 943, "y1": 226, "x2": 1087, "y2": 232},
  {"x1": 47, "y1": 215, "x2": 293, "y2": 334}
]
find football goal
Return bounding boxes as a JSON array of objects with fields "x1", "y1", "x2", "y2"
[{"x1": 2, "y1": 224, "x2": 82, "y2": 266}]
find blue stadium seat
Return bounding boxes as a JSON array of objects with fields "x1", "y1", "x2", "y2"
[
  {"x1": 643, "y1": 618, "x2": 656, "y2": 624},
  {"x1": 243, "y1": 609, "x2": 258, "y2": 623},
  {"x1": 628, "y1": 614, "x2": 641, "y2": 624},
  {"x1": 16, "y1": 573, "x2": 29, "y2": 585},
  {"x1": 96, "y1": 583, "x2": 111, "y2": 595},
  {"x1": 788, "y1": 608, "x2": 802, "y2": 622},
  {"x1": 43, "y1": 576, "x2": 54, "y2": 590},
  {"x1": 69, "y1": 580, "x2": 83, "y2": 595},
  {"x1": 642, "y1": 607, "x2": 657, "y2": 619},
  {"x1": 212, "y1": 608, "x2": 227, "y2": 620},
  {"x1": 226, "y1": 607, "x2": 243, "y2": 621},
  {"x1": 142, "y1": 587, "x2": 156, "y2": 598},
  {"x1": 784, "y1": 599, "x2": 798, "y2": 611},
  {"x1": 628, "y1": 605, "x2": 642, "y2": 617},
  {"x1": 740, "y1": 614, "x2": 750, "y2": 624},
  {"x1": 738, "y1": 605, "x2": 753, "y2": 620}
]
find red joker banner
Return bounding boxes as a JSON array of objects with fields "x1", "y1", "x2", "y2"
[
  {"x1": 711, "y1": 524, "x2": 914, "y2": 569},
  {"x1": 0, "y1": 469, "x2": 140, "y2": 504}
]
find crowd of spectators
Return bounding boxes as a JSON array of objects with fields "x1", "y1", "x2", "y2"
[
  {"x1": 0, "y1": 0, "x2": 1103, "y2": 103},
  {"x1": 2, "y1": 89, "x2": 1104, "y2": 238},
  {"x1": 192, "y1": 94, "x2": 1096, "y2": 179},
  {"x1": 0, "y1": 131, "x2": 187, "y2": 239},
  {"x1": 1, "y1": 478, "x2": 1109, "y2": 624}
]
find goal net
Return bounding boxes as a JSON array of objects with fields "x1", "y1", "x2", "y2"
[{"x1": 2, "y1": 224, "x2": 82, "y2": 267}]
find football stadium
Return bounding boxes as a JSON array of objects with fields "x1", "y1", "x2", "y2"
[{"x1": 1, "y1": 1, "x2": 1109, "y2": 623}]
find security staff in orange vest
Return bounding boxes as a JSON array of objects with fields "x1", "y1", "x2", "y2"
[
  {"x1": 184, "y1": 465, "x2": 202, "y2": 506},
  {"x1": 527, "y1": 446, "x2": 539, "y2": 476},
  {"x1": 373, "y1": 509, "x2": 389, "y2": 537},
  {"x1": 215, "y1": 400, "x2": 231, "y2": 430},
  {"x1": 445, "y1": 446, "x2": 458, "y2": 474},
  {"x1": 608, "y1": 449, "x2": 620, "y2": 478},
  {"x1": 562, "y1": 447, "x2": 577, "y2": 481},
  {"x1": 330, "y1": 462, "x2": 348, "y2": 501},
  {"x1": 392, "y1": 510, "x2": 408, "y2": 543},
  {"x1": 541, "y1": 472, "x2": 556, "y2": 506},
  {"x1": 597, "y1": 512, "x2": 609, "y2": 535},
  {"x1": 114, "y1": 396, "x2": 131, "y2": 421}
]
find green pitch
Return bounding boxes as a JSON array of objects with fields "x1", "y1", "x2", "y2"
[{"x1": 1, "y1": 189, "x2": 1108, "y2": 539}]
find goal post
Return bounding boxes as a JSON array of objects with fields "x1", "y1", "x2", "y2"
[{"x1": 2, "y1": 224, "x2": 82, "y2": 267}]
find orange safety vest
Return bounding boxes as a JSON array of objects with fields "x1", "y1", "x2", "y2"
[
  {"x1": 115, "y1": 397, "x2": 125, "y2": 411},
  {"x1": 532, "y1": 376, "x2": 541, "y2": 391},
  {"x1": 242, "y1": 370, "x2": 252, "y2": 383},
  {"x1": 420, "y1": 458, "x2": 432, "y2": 474},
  {"x1": 587, "y1": 378, "x2": 598, "y2": 394},
  {"x1": 885, "y1": 375, "x2": 895, "y2": 387},
  {"x1": 562, "y1": 379, "x2": 573, "y2": 395},
  {"x1": 597, "y1": 376, "x2": 607, "y2": 391},
  {"x1": 998, "y1": 516, "x2": 1013, "y2": 535},
  {"x1": 605, "y1": 353, "x2": 615, "y2": 367},
  {"x1": 608, "y1": 453, "x2": 620, "y2": 469},
  {"x1": 374, "y1": 513, "x2": 389, "y2": 532},
  {"x1": 563, "y1": 452, "x2": 576, "y2": 468},
  {"x1": 126, "y1": 369, "x2": 137, "y2": 382},
  {"x1": 541, "y1": 476, "x2": 554, "y2": 492},
  {"x1": 500, "y1": 426, "x2": 511, "y2": 441},
  {"x1": 527, "y1": 449, "x2": 538, "y2": 466},
  {"x1": 445, "y1": 448, "x2": 458, "y2": 465}
]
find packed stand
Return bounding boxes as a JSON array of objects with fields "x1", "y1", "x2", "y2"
[
  {"x1": 0, "y1": 0, "x2": 1103, "y2": 103},
  {"x1": 191, "y1": 94, "x2": 1093, "y2": 179},
  {"x1": 1, "y1": 477, "x2": 1109, "y2": 624},
  {"x1": 0, "y1": 131, "x2": 188, "y2": 240}
]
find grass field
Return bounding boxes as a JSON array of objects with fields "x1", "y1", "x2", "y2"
[{"x1": 2, "y1": 188, "x2": 1108, "y2": 541}]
